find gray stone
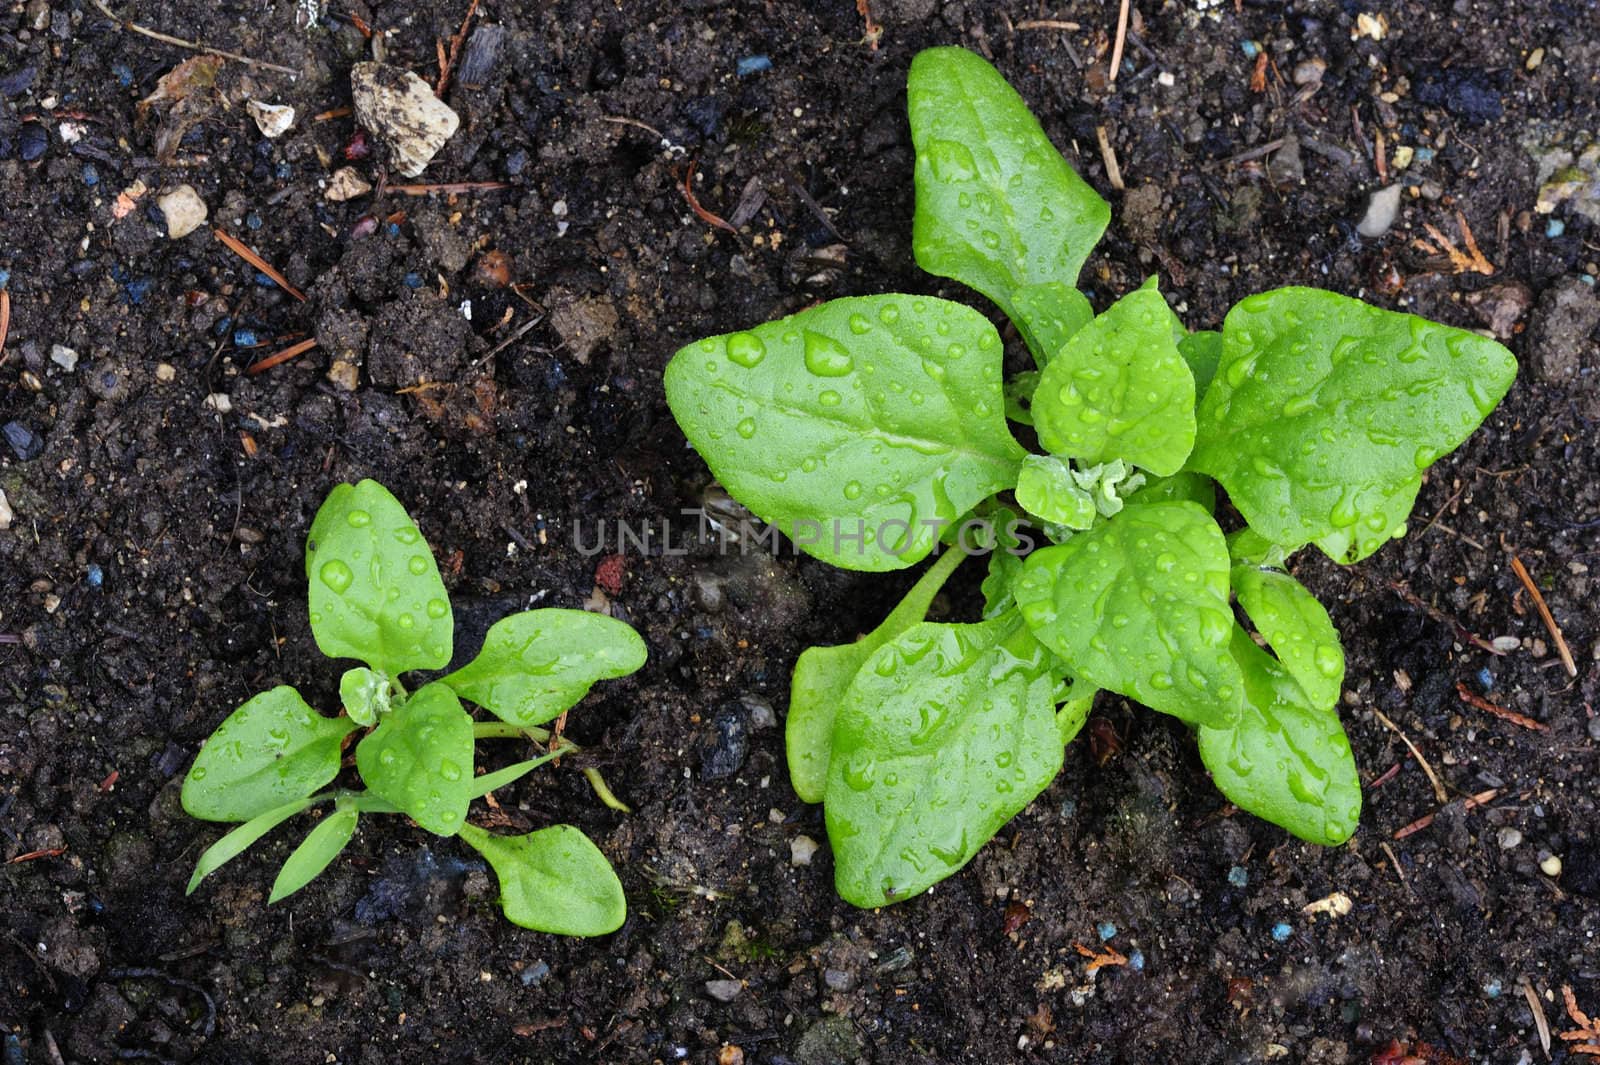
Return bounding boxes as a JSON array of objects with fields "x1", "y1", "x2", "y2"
[
  {"x1": 705, "y1": 978, "x2": 743, "y2": 1002},
  {"x1": 351, "y1": 62, "x2": 460, "y2": 178},
  {"x1": 1357, "y1": 184, "x2": 1403, "y2": 237},
  {"x1": 1528, "y1": 277, "x2": 1600, "y2": 385}
]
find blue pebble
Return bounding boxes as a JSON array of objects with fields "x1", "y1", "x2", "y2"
[
  {"x1": 1059, "y1": 798, "x2": 1077, "y2": 818},
  {"x1": 387, "y1": 222, "x2": 402, "y2": 237},
  {"x1": 1271, "y1": 922, "x2": 1292, "y2": 942},
  {"x1": 1127, "y1": 949, "x2": 1145, "y2": 972},
  {"x1": 246, "y1": 212, "x2": 263, "y2": 230},
  {"x1": 275, "y1": 161, "x2": 293, "y2": 179},
  {"x1": 1582, "y1": 275, "x2": 1596, "y2": 287},
  {"x1": 255, "y1": 271, "x2": 276, "y2": 288},
  {"x1": 0, "y1": 269, "x2": 9, "y2": 290},
  {"x1": 1228, "y1": 866, "x2": 1249, "y2": 888},
  {"x1": 1240, "y1": 40, "x2": 1260, "y2": 58},
  {"x1": 82, "y1": 163, "x2": 99, "y2": 186},
  {"x1": 736, "y1": 54, "x2": 772, "y2": 76},
  {"x1": 1096, "y1": 920, "x2": 1117, "y2": 941},
  {"x1": 213, "y1": 316, "x2": 233, "y2": 337},
  {"x1": 113, "y1": 63, "x2": 133, "y2": 88},
  {"x1": 1546, "y1": 218, "x2": 1565, "y2": 238},
  {"x1": 1414, "y1": 147, "x2": 1435, "y2": 164},
  {"x1": 123, "y1": 277, "x2": 152, "y2": 304},
  {"x1": 233, "y1": 327, "x2": 258, "y2": 347},
  {"x1": 86, "y1": 564, "x2": 104, "y2": 588},
  {"x1": 1483, "y1": 978, "x2": 1502, "y2": 998},
  {"x1": 1477, "y1": 667, "x2": 1494, "y2": 691},
  {"x1": 403, "y1": 272, "x2": 422, "y2": 289}
]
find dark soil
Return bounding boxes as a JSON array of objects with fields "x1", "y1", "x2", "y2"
[{"x1": 3, "y1": 1, "x2": 1598, "y2": 1062}]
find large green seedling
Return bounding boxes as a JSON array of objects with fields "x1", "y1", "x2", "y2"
[
  {"x1": 664, "y1": 47, "x2": 1516, "y2": 908},
  {"x1": 182, "y1": 480, "x2": 646, "y2": 935}
]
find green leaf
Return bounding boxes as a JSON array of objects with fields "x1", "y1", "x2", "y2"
[
  {"x1": 339, "y1": 667, "x2": 389, "y2": 727},
  {"x1": 269, "y1": 807, "x2": 358, "y2": 904},
  {"x1": 908, "y1": 47, "x2": 1110, "y2": 319},
  {"x1": 1056, "y1": 691, "x2": 1095, "y2": 745},
  {"x1": 355, "y1": 682, "x2": 474, "y2": 835},
  {"x1": 306, "y1": 479, "x2": 453, "y2": 675},
  {"x1": 1011, "y1": 282, "x2": 1094, "y2": 369},
  {"x1": 664, "y1": 295, "x2": 1024, "y2": 572},
  {"x1": 825, "y1": 613, "x2": 1063, "y2": 908},
  {"x1": 1179, "y1": 330, "x2": 1223, "y2": 401},
  {"x1": 788, "y1": 547, "x2": 966, "y2": 803},
  {"x1": 1015, "y1": 501, "x2": 1242, "y2": 728},
  {"x1": 458, "y1": 824, "x2": 626, "y2": 936},
  {"x1": 1231, "y1": 566, "x2": 1345, "y2": 711},
  {"x1": 1124, "y1": 471, "x2": 1216, "y2": 512},
  {"x1": 186, "y1": 795, "x2": 313, "y2": 895},
  {"x1": 1198, "y1": 628, "x2": 1361, "y2": 845},
  {"x1": 466, "y1": 755, "x2": 557, "y2": 800},
  {"x1": 442, "y1": 609, "x2": 646, "y2": 728},
  {"x1": 1189, "y1": 287, "x2": 1517, "y2": 563},
  {"x1": 182, "y1": 686, "x2": 357, "y2": 823},
  {"x1": 1015, "y1": 455, "x2": 1096, "y2": 529},
  {"x1": 979, "y1": 508, "x2": 1031, "y2": 619},
  {"x1": 1227, "y1": 527, "x2": 1291, "y2": 569},
  {"x1": 1004, "y1": 370, "x2": 1041, "y2": 425},
  {"x1": 1031, "y1": 281, "x2": 1197, "y2": 477}
]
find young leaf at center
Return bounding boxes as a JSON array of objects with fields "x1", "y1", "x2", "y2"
[
  {"x1": 269, "y1": 807, "x2": 359, "y2": 904},
  {"x1": 1030, "y1": 280, "x2": 1197, "y2": 477},
  {"x1": 824, "y1": 612, "x2": 1063, "y2": 908},
  {"x1": 355, "y1": 681, "x2": 474, "y2": 835},
  {"x1": 1015, "y1": 501, "x2": 1241, "y2": 728},
  {"x1": 458, "y1": 824, "x2": 626, "y2": 936}
]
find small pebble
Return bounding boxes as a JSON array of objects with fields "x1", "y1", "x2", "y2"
[
  {"x1": 1586, "y1": 716, "x2": 1600, "y2": 742},
  {"x1": 1546, "y1": 218, "x2": 1566, "y2": 238},
  {"x1": 1357, "y1": 184, "x2": 1403, "y2": 238},
  {"x1": 1484, "y1": 978, "x2": 1502, "y2": 998},
  {"x1": 1127, "y1": 949, "x2": 1145, "y2": 972},
  {"x1": 247, "y1": 99, "x2": 295, "y2": 139},
  {"x1": 1539, "y1": 853, "x2": 1563, "y2": 877},
  {"x1": 1240, "y1": 40, "x2": 1260, "y2": 58},
  {"x1": 82, "y1": 163, "x2": 98, "y2": 186},
  {"x1": 1227, "y1": 866, "x2": 1249, "y2": 888},
  {"x1": 204, "y1": 393, "x2": 232, "y2": 413},
  {"x1": 705, "y1": 979, "x2": 743, "y2": 1003},
  {"x1": 123, "y1": 278, "x2": 152, "y2": 305},
  {"x1": 789, "y1": 835, "x2": 819, "y2": 867},
  {"x1": 155, "y1": 363, "x2": 176, "y2": 382},
  {"x1": 157, "y1": 184, "x2": 208, "y2": 238},
  {"x1": 3, "y1": 420, "x2": 43, "y2": 461},
  {"x1": 1496, "y1": 827, "x2": 1523, "y2": 850},
  {"x1": 19, "y1": 124, "x2": 47, "y2": 162},
  {"x1": 403, "y1": 272, "x2": 423, "y2": 289},
  {"x1": 1477, "y1": 667, "x2": 1494, "y2": 691},
  {"x1": 1271, "y1": 922, "x2": 1292, "y2": 942},
  {"x1": 86, "y1": 564, "x2": 103, "y2": 588},
  {"x1": 1096, "y1": 920, "x2": 1117, "y2": 942},
  {"x1": 233, "y1": 328, "x2": 258, "y2": 348},
  {"x1": 519, "y1": 960, "x2": 550, "y2": 987},
  {"x1": 736, "y1": 54, "x2": 772, "y2": 76},
  {"x1": 0, "y1": 488, "x2": 13, "y2": 530},
  {"x1": 823, "y1": 968, "x2": 854, "y2": 992},
  {"x1": 50, "y1": 344, "x2": 78, "y2": 371}
]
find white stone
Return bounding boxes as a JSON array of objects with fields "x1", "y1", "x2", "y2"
[
  {"x1": 350, "y1": 62, "x2": 460, "y2": 178},
  {"x1": 789, "y1": 835, "x2": 820, "y2": 867},
  {"x1": 204, "y1": 393, "x2": 232, "y2": 413},
  {"x1": 49, "y1": 344, "x2": 78, "y2": 371},
  {"x1": 158, "y1": 184, "x2": 208, "y2": 239},
  {"x1": 0, "y1": 488, "x2": 12, "y2": 531},
  {"x1": 1356, "y1": 184, "x2": 1402, "y2": 238},
  {"x1": 325, "y1": 166, "x2": 372, "y2": 202},
  {"x1": 247, "y1": 100, "x2": 296, "y2": 139}
]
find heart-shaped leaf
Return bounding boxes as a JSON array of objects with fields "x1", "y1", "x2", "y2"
[
  {"x1": 443, "y1": 608, "x2": 646, "y2": 728},
  {"x1": 306, "y1": 479, "x2": 453, "y2": 675},
  {"x1": 355, "y1": 681, "x2": 474, "y2": 835},
  {"x1": 182, "y1": 686, "x2": 357, "y2": 823},
  {"x1": 458, "y1": 824, "x2": 626, "y2": 936}
]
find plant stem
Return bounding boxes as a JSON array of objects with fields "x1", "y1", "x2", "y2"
[
  {"x1": 583, "y1": 768, "x2": 632, "y2": 813},
  {"x1": 472, "y1": 721, "x2": 553, "y2": 743},
  {"x1": 882, "y1": 544, "x2": 968, "y2": 630}
]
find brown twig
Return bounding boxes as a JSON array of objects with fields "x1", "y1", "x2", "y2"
[
  {"x1": 856, "y1": 0, "x2": 882, "y2": 49},
  {"x1": 1509, "y1": 554, "x2": 1577, "y2": 677},
  {"x1": 435, "y1": 0, "x2": 479, "y2": 95},
  {"x1": 1456, "y1": 682, "x2": 1549, "y2": 731},
  {"x1": 1524, "y1": 978, "x2": 1552, "y2": 1057},
  {"x1": 602, "y1": 115, "x2": 667, "y2": 140},
  {"x1": 387, "y1": 181, "x2": 511, "y2": 196},
  {"x1": 1108, "y1": 0, "x2": 1130, "y2": 83},
  {"x1": 246, "y1": 337, "x2": 317, "y2": 375},
  {"x1": 1393, "y1": 787, "x2": 1498, "y2": 840},
  {"x1": 1016, "y1": 19, "x2": 1081, "y2": 31},
  {"x1": 1074, "y1": 942, "x2": 1127, "y2": 974},
  {"x1": 212, "y1": 228, "x2": 305, "y2": 301},
  {"x1": 314, "y1": 105, "x2": 353, "y2": 122},
  {"x1": 1561, "y1": 985, "x2": 1600, "y2": 1054},
  {"x1": 681, "y1": 159, "x2": 739, "y2": 236},
  {"x1": 1371, "y1": 708, "x2": 1448, "y2": 804},
  {"x1": 1095, "y1": 126, "x2": 1124, "y2": 190},
  {"x1": 0, "y1": 289, "x2": 10, "y2": 369},
  {"x1": 7, "y1": 847, "x2": 68, "y2": 864},
  {"x1": 89, "y1": 0, "x2": 299, "y2": 76},
  {"x1": 1387, "y1": 581, "x2": 1506, "y2": 657}
]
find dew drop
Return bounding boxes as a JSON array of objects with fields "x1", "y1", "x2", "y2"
[
  {"x1": 394, "y1": 526, "x2": 419, "y2": 545},
  {"x1": 379, "y1": 749, "x2": 397, "y2": 767},
  {"x1": 397, "y1": 612, "x2": 416, "y2": 630},
  {"x1": 844, "y1": 481, "x2": 863, "y2": 500},
  {"x1": 879, "y1": 303, "x2": 900, "y2": 325},
  {"x1": 803, "y1": 331, "x2": 854, "y2": 377},
  {"x1": 319, "y1": 559, "x2": 354, "y2": 594},
  {"x1": 848, "y1": 313, "x2": 872, "y2": 335},
  {"x1": 346, "y1": 509, "x2": 372, "y2": 527},
  {"x1": 819, "y1": 390, "x2": 842, "y2": 407},
  {"x1": 426, "y1": 599, "x2": 448, "y2": 619},
  {"x1": 726, "y1": 332, "x2": 767, "y2": 368},
  {"x1": 1314, "y1": 644, "x2": 1343, "y2": 678},
  {"x1": 736, "y1": 417, "x2": 757, "y2": 439},
  {"x1": 408, "y1": 555, "x2": 429, "y2": 575},
  {"x1": 1149, "y1": 672, "x2": 1174, "y2": 691},
  {"x1": 439, "y1": 759, "x2": 463, "y2": 782}
]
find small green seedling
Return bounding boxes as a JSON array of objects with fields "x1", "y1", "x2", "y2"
[
  {"x1": 182, "y1": 480, "x2": 646, "y2": 935},
  {"x1": 664, "y1": 47, "x2": 1516, "y2": 908}
]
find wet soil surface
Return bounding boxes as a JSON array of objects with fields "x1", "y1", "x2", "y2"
[{"x1": 3, "y1": 1, "x2": 1599, "y2": 1062}]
